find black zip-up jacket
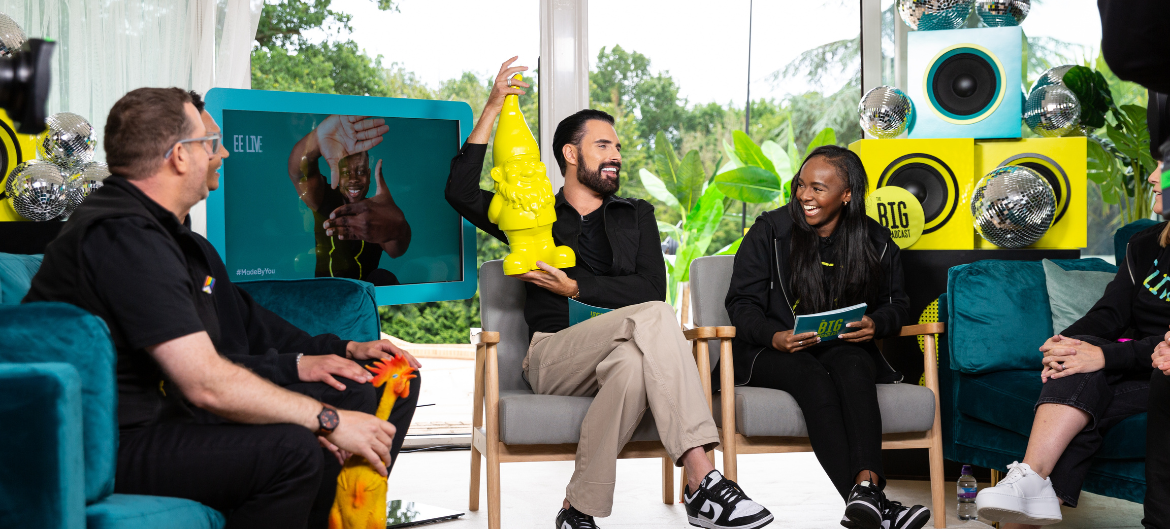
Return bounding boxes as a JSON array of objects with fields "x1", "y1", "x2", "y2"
[
  {"x1": 25, "y1": 176, "x2": 348, "y2": 428},
  {"x1": 724, "y1": 202, "x2": 910, "y2": 386},
  {"x1": 1061, "y1": 221, "x2": 1167, "y2": 373},
  {"x1": 445, "y1": 143, "x2": 667, "y2": 336}
]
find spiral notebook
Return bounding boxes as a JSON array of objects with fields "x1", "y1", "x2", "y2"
[{"x1": 792, "y1": 303, "x2": 868, "y2": 342}]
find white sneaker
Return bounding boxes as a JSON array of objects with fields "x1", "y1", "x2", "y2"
[{"x1": 975, "y1": 462, "x2": 1062, "y2": 525}]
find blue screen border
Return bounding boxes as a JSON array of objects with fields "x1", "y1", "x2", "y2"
[{"x1": 205, "y1": 88, "x2": 477, "y2": 307}]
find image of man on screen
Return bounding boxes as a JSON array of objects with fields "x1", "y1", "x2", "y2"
[{"x1": 287, "y1": 114, "x2": 411, "y2": 286}]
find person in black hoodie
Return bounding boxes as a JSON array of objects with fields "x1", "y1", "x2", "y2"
[
  {"x1": 1098, "y1": 2, "x2": 1170, "y2": 526},
  {"x1": 725, "y1": 145, "x2": 927, "y2": 529},
  {"x1": 974, "y1": 165, "x2": 1164, "y2": 528}
]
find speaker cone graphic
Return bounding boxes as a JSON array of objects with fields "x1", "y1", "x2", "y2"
[
  {"x1": 879, "y1": 153, "x2": 960, "y2": 235},
  {"x1": 925, "y1": 46, "x2": 1005, "y2": 124}
]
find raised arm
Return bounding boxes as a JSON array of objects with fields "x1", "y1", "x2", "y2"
[
  {"x1": 288, "y1": 126, "x2": 328, "y2": 212},
  {"x1": 444, "y1": 57, "x2": 531, "y2": 243}
]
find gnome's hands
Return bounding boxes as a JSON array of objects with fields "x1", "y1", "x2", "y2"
[
  {"x1": 325, "y1": 159, "x2": 412, "y2": 258},
  {"x1": 316, "y1": 115, "x2": 389, "y2": 189}
]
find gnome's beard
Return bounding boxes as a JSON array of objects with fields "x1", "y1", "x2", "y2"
[{"x1": 579, "y1": 160, "x2": 621, "y2": 197}]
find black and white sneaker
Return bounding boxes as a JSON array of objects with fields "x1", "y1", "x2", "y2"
[
  {"x1": 555, "y1": 506, "x2": 598, "y2": 529},
  {"x1": 883, "y1": 500, "x2": 930, "y2": 529},
  {"x1": 841, "y1": 481, "x2": 884, "y2": 529},
  {"x1": 683, "y1": 470, "x2": 774, "y2": 529}
]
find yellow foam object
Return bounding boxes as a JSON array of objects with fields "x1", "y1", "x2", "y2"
[
  {"x1": 328, "y1": 355, "x2": 418, "y2": 529},
  {"x1": 0, "y1": 108, "x2": 40, "y2": 222},
  {"x1": 488, "y1": 74, "x2": 575, "y2": 275}
]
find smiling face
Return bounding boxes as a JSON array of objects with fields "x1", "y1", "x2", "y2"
[
  {"x1": 200, "y1": 110, "x2": 229, "y2": 192},
  {"x1": 794, "y1": 156, "x2": 852, "y2": 236},
  {"x1": 1150, "y1": 161, "x2": 1164, "y2": 215},
  {"x1": 570, "y1": 120, "x2": 622, "y2": 196},
  {"x1": 338, "y1": 152, "x2": 371, "y2": 204}
]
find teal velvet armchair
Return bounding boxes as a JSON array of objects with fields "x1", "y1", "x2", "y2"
[
  {"x1": 937, "y1": 224, "x2": 1155, "y2": 504},
  {"x1": 0, "y1": 253, "x2": 382, "y2": 528}
]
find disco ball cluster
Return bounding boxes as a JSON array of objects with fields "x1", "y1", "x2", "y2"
[
  {"x1": 896, "y1": 0, "x2": 974, "y2": 31},
  {"x1": 4, "y1": 112, "x2": 107, "y2": 221},
  {"x1": 858, "y1": 86, "x2": 915, "y2": 139},
  {"x1": 971, "y1": 166, "x2": 1056, "y2": 248},
  {"x1": 974, "y1": 0, "x2": 1030, "y2": 27},
  {"x1": 1023, "y1": 65, "x2": 1082, "y2": 138}
]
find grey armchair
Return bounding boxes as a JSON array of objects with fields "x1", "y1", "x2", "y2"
[
  {"x1": 469, "y1": 260, "x2": 715, "y2": 529},
  {"x1": 688, "y1": 255, "x2": 947, "y2": 528}
]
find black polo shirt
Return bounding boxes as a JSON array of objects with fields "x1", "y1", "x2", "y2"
[{"x1": 25, "y1": 176, "x2": 348, "y2": 429}]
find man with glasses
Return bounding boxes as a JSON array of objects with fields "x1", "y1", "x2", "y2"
[{"x1": 25, "y1": 87, "x2": 417, "y2": 529}]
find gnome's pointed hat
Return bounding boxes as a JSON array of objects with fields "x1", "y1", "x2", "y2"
[{"x1": 493, "y1": 74, "x2": 540, "y2": 167}]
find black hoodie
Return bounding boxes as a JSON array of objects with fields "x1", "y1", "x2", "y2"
[{"x1": 723, "y1": 202, "x2": 910, "y2": 386}]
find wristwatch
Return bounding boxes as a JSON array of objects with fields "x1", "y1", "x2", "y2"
[{"x1": 315, "y1": 405, "x2": 339, "y2": 436}]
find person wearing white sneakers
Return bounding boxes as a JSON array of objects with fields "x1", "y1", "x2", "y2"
[{"x1": 976, "y1": 165, "x2": 1169, "y2": 527}]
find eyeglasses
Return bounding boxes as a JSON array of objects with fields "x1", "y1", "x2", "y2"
[{"x1": 164, "y1": 132, "x2": 222, "y2": 159}]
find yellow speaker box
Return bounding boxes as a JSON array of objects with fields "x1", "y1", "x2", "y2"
[
  {"x1": 0, "y1": 108, "x2": 39, "y2": 222},
  {"x1": 850, "y1": 138, "x2": 975, "y2": 250},
  {"x1": 974, "y1": 137, "x2": 1087, "y2": 249}
]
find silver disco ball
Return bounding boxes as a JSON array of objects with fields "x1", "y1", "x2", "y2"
[
  {"x1": 63, "y1": 161, "x2": 110, "y2": 215},
  {"x1": 897, "y1": 0, "x2": 975, "y2": 31},
  {"x1": 1029, "y1": 64, "x2": 1075, "y2": 94},
  {"x1": 0, "y1": 13, "x2": 25, "y2": 57},
  {"x1": 975, "y1": 0, "x2": 1030, "y2": 26},
  {"x1": 37, "y1": 112, "x2": 97, "y2": 172},
  {"x1": 5, "y1": 160, "x2": 67, "y2": 221},
  {"x1": 859, "y1": 86, "x2": 915, "y2": 139},
  {"x1": 971, "y1": 166, "x2": 1055, "y2": 248},
  {"x1": 1024, "y1": 84, "x2": 1081, "y2": 138}
]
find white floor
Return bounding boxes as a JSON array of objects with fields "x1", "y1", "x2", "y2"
[{"x1": 386, "y1": 450, "x2": 1145, "y2": 529}]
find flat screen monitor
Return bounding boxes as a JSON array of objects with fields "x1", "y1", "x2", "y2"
[{"x1": 205, "y1": 88, "x2": 476, "y2": 306}]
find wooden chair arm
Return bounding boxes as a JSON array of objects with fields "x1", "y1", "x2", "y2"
[
  {"x1": 472, "y1": 331, "x2": 501, "y2": 346},
  {"x1": 898, "y1": 322, "x2": 944, "y2": 337},
  {"x1": 683, "y1": 326, "x2": 736, "y2": 341}
]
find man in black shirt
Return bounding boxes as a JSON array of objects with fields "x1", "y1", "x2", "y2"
[
  {"x1": 25, "y1": 88, "x2": 416, "y2": 529},
  {"x1": 445, "y1": 58, "x2": 772, "y2": 529},
  {"x1": 287, "y1": 114, "x2": 411, "y2": 286}
]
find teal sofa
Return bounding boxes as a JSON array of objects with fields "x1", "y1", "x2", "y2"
[
  {"x1": 0, "y1": 252, "x2": 382, "y2": 528},
  {"x1": 937, "y1": 221, "x2": 1158, "y2": 504}
]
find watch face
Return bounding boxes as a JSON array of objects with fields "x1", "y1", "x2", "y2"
[{"x1": 319, "y1": 408, "x2": 339, "y2": 431}]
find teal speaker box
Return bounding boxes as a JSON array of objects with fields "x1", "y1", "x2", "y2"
[{"x1": 908, "y1": 26, "x2": 1024, "y2": 140}]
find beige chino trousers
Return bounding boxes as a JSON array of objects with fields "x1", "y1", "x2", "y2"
[{"x1": 522, "y1": 301, "x2": 720, "y2": 517}]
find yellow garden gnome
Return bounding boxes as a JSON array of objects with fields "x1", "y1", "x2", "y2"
[{"x1": 488, "y1": 74, "x2": 575, "y2": 275}]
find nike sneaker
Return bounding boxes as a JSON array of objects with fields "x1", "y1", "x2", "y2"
[
  {"x1": 555, "y1": 506, "x2": 598, "y2": 529},
  {"x1": 683, "y1": 470, "x2": 774, "y2": 529},
  {"x1": 883, "y1": 500, "x2": 930, "y2": 529},
  {"x1": 841, "y1": 481, "x2": 883, "y2": 529}
]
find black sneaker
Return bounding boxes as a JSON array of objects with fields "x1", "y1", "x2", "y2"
[
  {"x1": 883, "y1": 500, "x2": 930, "y2": 529},
  {"x1": 683, "y1": 470, "x2": 774, "y2": 529},
  {"x1": 841, "y1": 481, "x2": 883, "y2": 529},
  {"x1": 555, "y1": 506, "x2": 598, "y2": 529}
]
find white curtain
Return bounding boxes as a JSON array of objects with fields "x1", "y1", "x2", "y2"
[{"x1": 0, "y1": 0, "x2": 263, "y2": 234}]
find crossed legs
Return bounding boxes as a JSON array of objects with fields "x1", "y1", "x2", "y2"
[{"x1": 524, "y1": 301, "x2": 721, "y2": 517}]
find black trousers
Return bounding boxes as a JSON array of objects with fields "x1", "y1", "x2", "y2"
[
  {"x1": 1034, "y1": 336, "x2": 1149, "y2": 508},
  {"x1": 1145, "y1": 370, "x2": 1170, "y2": 529},
  {"x1": 116, "y1": 370, "x2": 421, "y2": 529},
  {"x1": 745, "y1": 342, "x2": 884, "y2": 498}
]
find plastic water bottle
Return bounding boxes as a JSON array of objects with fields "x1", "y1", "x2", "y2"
[{"x1": 957, "y1": 465, "x2": 978, "y2": 520}]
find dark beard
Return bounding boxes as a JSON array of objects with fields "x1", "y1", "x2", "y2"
[{"x1": 579, "y1": 161, "x2": 621, "y2": 196}]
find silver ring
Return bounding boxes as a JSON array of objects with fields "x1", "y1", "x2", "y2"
[
  {"x1": 506, "y1": 78, "x2": 513, "y2": 87},
  {"x1": 799, "y1": 340, "x2": 803, "y2": 345}
]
